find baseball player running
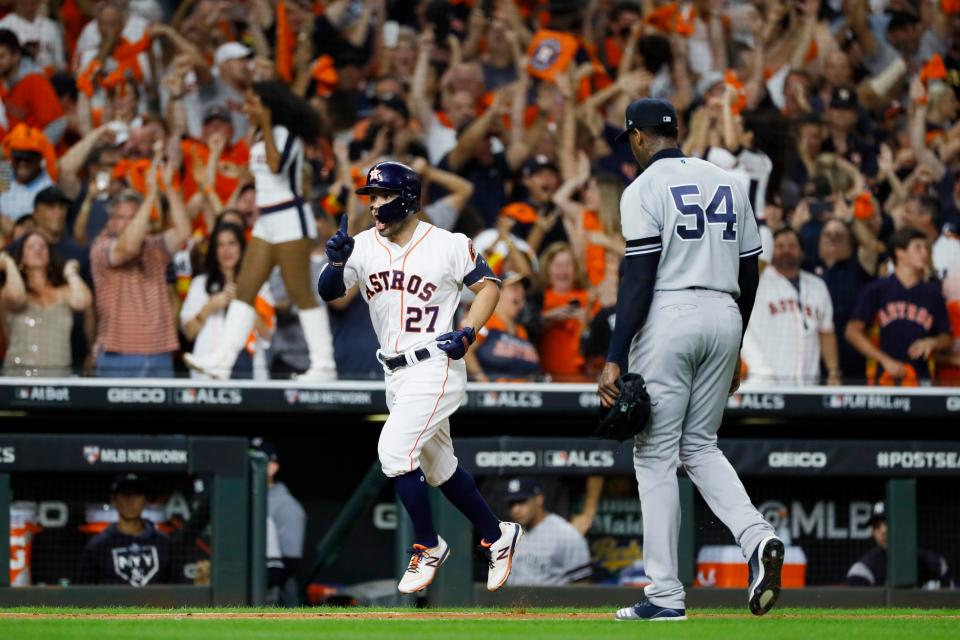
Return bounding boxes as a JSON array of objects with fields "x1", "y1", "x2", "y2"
[
  {"x1": 597, "y1": 98, "x2": 783, "y2": 621},
  {"x1": 317, "y1": 161, "x2": 523, "y2": 594}
]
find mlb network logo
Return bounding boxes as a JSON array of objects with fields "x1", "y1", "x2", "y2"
[{"x1": 83, "y1": 446, "x2": 101, "y2": 464}]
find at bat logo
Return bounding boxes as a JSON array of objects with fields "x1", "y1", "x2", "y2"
[{"x1": 15, "y1": 386, "x2": 70, "y2": 402}]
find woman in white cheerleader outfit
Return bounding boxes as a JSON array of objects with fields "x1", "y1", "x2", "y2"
[{"x1": 184, "y1": 81, "x2": 335, "y2": 380}]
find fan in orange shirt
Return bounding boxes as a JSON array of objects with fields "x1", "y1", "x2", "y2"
[
  {"x1": 465, "y1": 272, "x2": 541, "y2": 382},
  {"x1": 552, "y1": 153, "x2": 626, "y2": 303},
  {"x1": 180, "y1": 105, "x2": 251, "y2": 233},
  {"x1": 537, "y1": 242, "x2": 599, "y2": 381},
  {"x1": 0, "y1": 29, "x2": 66, "y2": 142}
]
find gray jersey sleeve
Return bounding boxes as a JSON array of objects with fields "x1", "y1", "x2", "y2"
[{"x1": 620, "y1": 181, "x2": 664, "y2": 258}]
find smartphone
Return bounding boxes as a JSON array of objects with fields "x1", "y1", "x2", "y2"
[
  {"x1": 809, "y1": 199, "x2": 834, "y2": 219},
  {"x1": 383, "y1": 20, "x2": 399, "y2": 48},
  {"x1": 95, "y1": 171, "x2": 110, "y2": 192}
]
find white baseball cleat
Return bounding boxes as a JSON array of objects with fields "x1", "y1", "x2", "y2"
[
  {"x1": 482, "y1": 522, "x2": 523, "y2": 591},
  {"x1": 182, "y1": 352, "x2": 230, "y2": 380},
  {"x1": 397, "y1": 536, "x2": 450, "y2": 594},
  {"x1": 292, "y1": 364, "x2": 338, "y2": 383}
]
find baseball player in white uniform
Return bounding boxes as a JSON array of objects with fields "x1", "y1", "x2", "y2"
[
  {"x1": 741, "y1": 228, "x2": 840, "y2": 386},
  {"x1": 597, "y1": 98, "x2": 783, "y2": 621},
  {"x1": 317, "y1": 161, "x2": 523, "y2": 594}
]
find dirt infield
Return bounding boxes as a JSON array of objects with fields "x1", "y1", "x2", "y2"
[{"x1": 1, "y1": 611, "x2": 957, "y2": 621}]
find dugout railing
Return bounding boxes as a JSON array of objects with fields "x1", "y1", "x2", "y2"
[
  {"x1": 382, "y1": 437, "x2": 960, "y2": 608},
  {"x1": 0, "y1": 435, "x2": 267, "y2": 607}
]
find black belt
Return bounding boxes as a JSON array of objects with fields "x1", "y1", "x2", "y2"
[
  {"x1": 381, "y1": 348, "x2": 431, "y2": 371},
  {"x1": 259, "y1": 198, "x2": 306, "y2": 214}
]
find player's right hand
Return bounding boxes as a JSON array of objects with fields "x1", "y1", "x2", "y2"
[
  {"x1": 326, "y1": 213, "x2": 354, "y2": 268},
  {"x1": 729, "y1": 355, "x2": 742, "y2": 396},
  {"x1": 597, "y1": 361, "x2": 621, "y2": 408}
]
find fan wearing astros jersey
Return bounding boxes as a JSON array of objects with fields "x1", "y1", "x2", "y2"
[{"x1": 317, "y1": 161, "x2": 524, "y2": 595}]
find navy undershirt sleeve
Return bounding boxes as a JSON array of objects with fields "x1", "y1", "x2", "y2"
[
  {"x1": 737, "y1": 255, "x2": 759, "y2": 342},
  {"x1": 317, "y1": 264, "x2": 346, "y2": 301},
  {"x1": 606, "y1": 252, "x2": 660, "y2": 366}
]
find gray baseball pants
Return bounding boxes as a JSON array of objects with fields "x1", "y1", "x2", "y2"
[{"x1": 628, "y1": 289, "x2": 774, "y2": 609}]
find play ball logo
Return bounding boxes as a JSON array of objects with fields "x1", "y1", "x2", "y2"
[{"x1": 530, "y1": 39, "x2": 562, "y2": 72}]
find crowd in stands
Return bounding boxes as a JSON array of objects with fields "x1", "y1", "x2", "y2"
[{"x1": 0, "y1": 0, "x2": 958, "y2": 386}]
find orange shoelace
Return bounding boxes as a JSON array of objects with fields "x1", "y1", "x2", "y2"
[{"x1": 407, "y1": 544, "x2": 428, "y2": 573}]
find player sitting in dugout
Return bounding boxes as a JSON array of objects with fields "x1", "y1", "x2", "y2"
[
  {"x1": 76, "y1": 474, "x2": 181, "y2": 586},
  {"x1": 502, "y1": 478, "x2": 593, "y2": 587},
  {"x1": 845, "y1": 502, "x2": 953, "y2": 588}
]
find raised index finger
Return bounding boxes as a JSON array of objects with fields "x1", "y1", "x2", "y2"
[{"x1": 339, "y1": 212, "x2": 349, "y2": 235}]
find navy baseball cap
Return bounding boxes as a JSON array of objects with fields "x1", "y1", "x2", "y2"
[
  {"x1": 34, "y1": 185, "x2": 71, "y2": 207},
  {"x1": 615, "y1": 98, "x2": 678, "y2": 143},
  {"x1": 868, "y1": 501, "x2": 886, "y2": 527},
  {"x1": 829, "y1": 86, "x2": 858, "y2": 110},
  {"x1": 521, "y1": 154, "x2": 559, "y2": 178},
  {"x1": 203, "y1": 104, "x2": 233, "y2": 124},
  {"x1": 111, "y1": 473, "x2": 147, "y2": 495},
  {"x1": 504, "y1": 478, "x2": 542, "y2": 502},
  {"x1": 251, "y1": 437, "x2": 278, "y2": 462}
]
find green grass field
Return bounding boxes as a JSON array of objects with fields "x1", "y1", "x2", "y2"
[{"x1": 0, "y1": 607, "x2": 957, "y2": 640}]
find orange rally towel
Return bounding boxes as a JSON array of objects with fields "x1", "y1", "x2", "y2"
[
  {"x1": 526, "y1": 29, "x2": 579, "y2": 82},
  {"x1": 276, "y1": 0, "x2": 294, "y2": 82}
]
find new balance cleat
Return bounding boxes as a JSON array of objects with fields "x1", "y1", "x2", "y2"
[
  {"x1": 397, "y1": 536, "x2": 450, "y2": 594},
  {"x1": 481, "y1": 522, "x2": 523, "y2": 591}
]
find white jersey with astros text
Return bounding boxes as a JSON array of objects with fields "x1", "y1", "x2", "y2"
[
  {"x1": 619, "y1": 153, "x2": 762, "y2": 296},
  {"x1": 740, "y1": 267, "x2": 835, "y2": 385},
  {"x1": 339, "y1": 221, "x2": 483, "y2": 355}
]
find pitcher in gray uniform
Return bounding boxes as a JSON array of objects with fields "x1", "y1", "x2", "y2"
[{"x1": 597, "y1": 98, "x2": 783, "y2": 622}]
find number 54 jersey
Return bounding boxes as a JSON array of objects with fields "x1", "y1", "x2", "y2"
[
  {"x1": 341, "y1": 220, "x2": 490, "y2": 356},
  {"x1": 620, "y1": 152, "x2": 762, "y2": 297}
]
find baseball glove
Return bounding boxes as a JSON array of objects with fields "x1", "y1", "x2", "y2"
[{"x1": 593, "y1": 373, "x2": 651, "y2": 441}]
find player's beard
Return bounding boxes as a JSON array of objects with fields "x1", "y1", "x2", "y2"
[
  {"x1": 772, "y1": 255, "x2": 801, "y2": 274},
  {"x1": 376, "y1": 214, "x2": 414, "y2": 238}
]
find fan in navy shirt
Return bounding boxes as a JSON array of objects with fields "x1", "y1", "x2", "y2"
[{"x1": 845, "y1": 229, "x2": 952, "y2": 385}]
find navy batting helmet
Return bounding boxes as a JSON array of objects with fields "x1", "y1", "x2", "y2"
[{"x1": 355, "y1": 161, "x2": 421, "y2": 223}]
